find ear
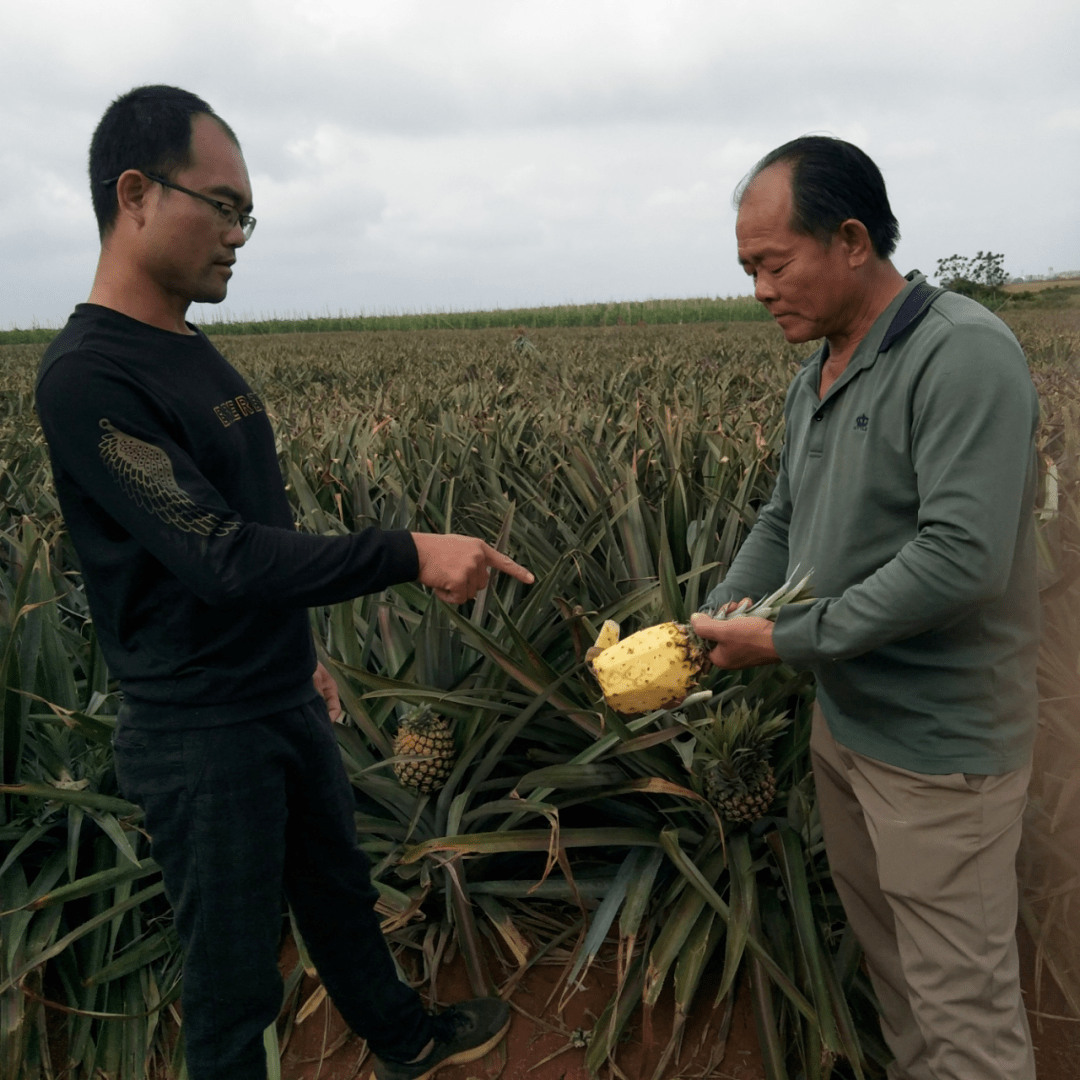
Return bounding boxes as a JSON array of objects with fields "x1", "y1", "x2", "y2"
[
  {"x1": 113, "y1": 170, "x2": 156, "y2": 229},
  {"x1": 835, "y1": 218, "x2": 873, "y2": 269}
]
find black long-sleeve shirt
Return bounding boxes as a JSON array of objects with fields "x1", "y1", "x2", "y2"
[{"x1": 35, "y1": 304, "x2": 418, "y2": 727}]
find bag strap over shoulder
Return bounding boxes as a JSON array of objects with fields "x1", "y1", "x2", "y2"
[{"x1": 879, "y1": 279, "x2": 945, "y2": 353}]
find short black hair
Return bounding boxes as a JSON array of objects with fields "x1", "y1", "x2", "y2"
[
  {"x1": 736, "y1": 136, "x2": 900, "y2": 258},
  {"x1": 89, "y1": 85, "x2": 240, "y2": 239}
]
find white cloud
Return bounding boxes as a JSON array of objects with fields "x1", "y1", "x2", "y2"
[
  {"x1": 645, "y1": 182, "x2": 711, "y2": 209},
  {"x1": 1041, "y1": 108, "x2": 1080, "y2": 132},
  {"x1": 2, "y1": 0, "x2": 1078, "y2": 326},
  {"x1": 882, "y1": 140, "x2": 939, "y2": 163}
]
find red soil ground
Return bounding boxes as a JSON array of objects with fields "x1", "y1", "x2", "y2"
[
  {"x1": 279, "y1": 937, "x2": 765, "y2": 1080},
  {"x1": 277, "y1": 921, "x2": 1077, "y2": 1080}
]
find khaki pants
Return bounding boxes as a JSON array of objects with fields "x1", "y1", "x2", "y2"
[{"x1": 809, "y1": 706, "x2": 1034, "y2": 1080}]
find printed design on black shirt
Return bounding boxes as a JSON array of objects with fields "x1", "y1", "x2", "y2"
[
  {"x1": 214, "y1": 392, "x2": 264, "y2": 428},
  {"x1": 98, "y1": 419, "x2": 240, "y2": 537}
]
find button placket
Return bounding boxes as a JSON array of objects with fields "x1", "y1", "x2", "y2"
[{"x1": 808, "y1": 406, "x2": 828, "y2": 455}]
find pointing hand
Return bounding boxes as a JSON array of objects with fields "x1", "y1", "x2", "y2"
[{"x1": 411, "y1": 533, "x2": 534, "y2": 604}]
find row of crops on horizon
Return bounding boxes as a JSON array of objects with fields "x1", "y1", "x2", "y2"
[
  {"x1": 5, "y1": 275, "x2": 1076, "y2": 347},
  {"x1": 1, "y1": 309, "x2": 1078, "y2": 1079},
  {"x1": 0, "y1": 296, "x2": 770, "y2": 346}
]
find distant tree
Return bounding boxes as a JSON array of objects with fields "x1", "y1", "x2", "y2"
[{"x1": 935, "y1": 251, "x2": 1009, "y2": 309}]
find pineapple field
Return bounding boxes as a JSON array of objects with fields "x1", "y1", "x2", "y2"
[{"x1": 1, "y1": 309, "x2": 1078, "y2": 1080}]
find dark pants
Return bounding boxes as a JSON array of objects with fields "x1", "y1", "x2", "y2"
[{"x1": 113, "y1": 696, "x2": 432, "y2": 1080}]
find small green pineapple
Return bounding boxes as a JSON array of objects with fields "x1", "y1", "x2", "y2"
[
  {"x1": 392, "y1": 706, "x2": 456, "y2": 793},
  {"x1": 698, "y1": 702, "x2": 789, "y2": 824}
]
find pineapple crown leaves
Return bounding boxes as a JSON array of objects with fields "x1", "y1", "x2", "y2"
[
  {"x1": 394, "y1": 703, "x2": 456, "y2": 738},
  {"x1": 397, "y1": 702, "x2": 435, "y2": 728},
  {"x1": 700, "y1": 567, "x2": 814, "y2": 620},
  {"x1": 692, "y1": 700, "x2": 790, "y2": 762}
]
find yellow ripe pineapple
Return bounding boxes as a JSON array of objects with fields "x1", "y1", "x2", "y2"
[
  {"x1": 587, "y1": 619, "x2": 710, "y2": 715},
  {"x1": 392, "y1": 706, "x2": 456, "y2": 793},
  {"x1": 698, "y1": 702, "x2": 788, "y2": 825},
  {"x1": 587, "y1": 569, "x2": 814, "y2": 716},
  {"x1": 587, "y1": 619, "x2": 621, "y2": 657}
]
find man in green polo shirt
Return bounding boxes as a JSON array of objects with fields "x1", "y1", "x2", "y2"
[{"x1": 692, "y1": 136, "x2": 1038, "y2": 1080}]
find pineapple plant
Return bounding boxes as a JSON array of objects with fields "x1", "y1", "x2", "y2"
[
  {"x1": 392, "y1": 706, "x2": 457, "y2": 793},
  {"x1": 698, "y1": 701, "x2": 789, "y2": 824},
  {"x1": 587, "y1": 569, "x2": 813, "y2": 715}
]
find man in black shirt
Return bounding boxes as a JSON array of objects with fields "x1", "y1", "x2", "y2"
[{"x1": 36, "y1": 85, "x2": 530, "y2": 1080}]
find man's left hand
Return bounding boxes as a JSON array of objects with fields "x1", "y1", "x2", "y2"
[
  {"x1": 313, "y1": 661, "x2": 343, "y2": 722},
  {"x1": 689, "y1": 612, "x2": 780, "y2": 670}
]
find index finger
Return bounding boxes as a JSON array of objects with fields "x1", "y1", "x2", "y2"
[{"x1": 483, "y1": 545, "x2": 535, "y2": 585}]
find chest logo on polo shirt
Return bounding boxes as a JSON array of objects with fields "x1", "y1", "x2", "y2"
[
  {"x1": 98, "y1": 419, "x2": 240, "y2": 537},
  {"x1": 213, "y1": 392, "x2": 265, "y2": 428},
  {"x1": 855, "y1": 413, "x2": 869, "y2": 432}
]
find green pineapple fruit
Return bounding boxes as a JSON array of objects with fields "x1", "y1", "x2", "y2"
[
  {"x1": 392, "y1": 706, "x2": 456, "y2": 793},
  {"x1": 698, "y1": 702, "x2": 789, "y2": 824}
]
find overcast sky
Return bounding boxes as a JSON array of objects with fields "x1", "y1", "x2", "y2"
[{"x1": 2, "y1": 0, "x2": 1078, "y2": 329}]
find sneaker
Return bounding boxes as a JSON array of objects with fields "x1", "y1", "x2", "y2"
[{"x1": 371, "y1": 997, "x2": 511, "y2": 1080}]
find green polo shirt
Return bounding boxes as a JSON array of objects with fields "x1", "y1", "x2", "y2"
[{"x1": 703, "y1": 272, "x2": 1040, "y2": 775}]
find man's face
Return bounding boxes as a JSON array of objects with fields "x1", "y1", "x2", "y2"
[
  {"x1": 141, "y1": 114, "x2": 253, "y2": 306},
  {"x1": 735, "y1": 164, "x2": 856, "y2": 344}
]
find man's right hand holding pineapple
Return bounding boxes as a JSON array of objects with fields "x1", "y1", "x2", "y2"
[{"x1": 688, "y1": 604, "x2": 776, "y2": 672}]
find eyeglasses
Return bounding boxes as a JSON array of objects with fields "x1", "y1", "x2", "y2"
[{"x1": 102, "y1": 171, "x2": 256, "y2": 240}]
